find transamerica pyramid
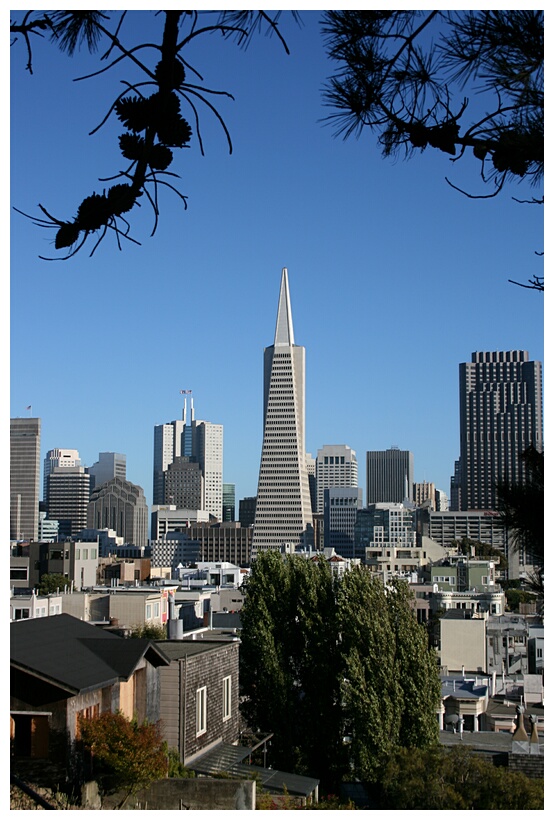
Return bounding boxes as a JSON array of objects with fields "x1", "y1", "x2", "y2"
[{"x1": 251, "y1": 268, "x2": 314, "y2": 553}]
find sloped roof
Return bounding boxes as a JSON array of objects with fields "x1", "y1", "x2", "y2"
[
  {"x1": 189, "y1": 742, "x2": 319, "y2": 798},
  {"x1": 11, "y1": 613, "x2": 169, "y2": 695}
]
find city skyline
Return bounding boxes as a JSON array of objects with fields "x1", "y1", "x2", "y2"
[{"x1": 10, "y1": 12, "x2": 544, "y2": 513}]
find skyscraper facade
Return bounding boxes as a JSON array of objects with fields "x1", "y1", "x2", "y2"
[
  {"x1": 46, "y1": 466, "x2": 90, "y2": 540},
  {"x1": 323, "y1": 486, "x2": 363, "y2": 557},
  {"x1": 88, "y1": 452, "x2": 126, "y2": 491},
  {"x1": 87, "y1": 477, "x2": 148, "y2": 546},
  {"x1": 316, "y1": 444, "x2": 359, "y2": 513},
  {"x1": 43, "y1": 448, "x2": 81, "y2": 503},
  {"x1": 459, "y1": 350, "x2": 543, "y2": 510},
  {"x1": 10, "y1": 417, "x2": 41, "y2": 541},
  {"x1": 252, "y1": 268, "x2": 313, "y2": 552},
  {"x1": 153, "y1": 399, "x2": 223, "y2": 519},
  {"x1": 223, "y1": 483, "x2": 236, "y2": 521},
  {"x1": 366, "y1": 448, "x2": 414, "y2": 504}
]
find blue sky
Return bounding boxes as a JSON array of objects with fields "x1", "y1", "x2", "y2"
[{"x1": 10, "y1": 10, "x2": 544, "y2": 512}]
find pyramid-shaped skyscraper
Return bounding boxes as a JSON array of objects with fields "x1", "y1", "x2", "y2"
[{"x1": 252, "y1": 268, "x2": 313, "y2": 552}]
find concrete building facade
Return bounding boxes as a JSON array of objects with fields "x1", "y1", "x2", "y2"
[
  {"x1": 323, "y1": 487, "x2": 363, "y2": 557},
  {"x1": 87, "y1": 476, "x2": 148, "y2": 547},
  {"x1": 88, "y1": 452, "x2": 126, "y2": 490},
  {"x1": 316, "y1": 444, "x2": 358, "y2": 514},
  {"x1": 46, "y1": 466, "x2": 90, "y2": 540},
  {"x1": 43, "y1": 448, "x2": 80, "y2": 503},
  {"x1": 11, "y1": 417, "x2": 41, "y2": 542}
]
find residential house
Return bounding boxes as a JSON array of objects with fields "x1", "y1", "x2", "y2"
[
  {"x1": 10, "y1": 614, "x2": 169, "y2": 759},
  {"x1": 155, "y1": 639, "x2": 240, "y2": 765}
]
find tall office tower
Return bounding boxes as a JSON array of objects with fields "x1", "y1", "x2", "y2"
[
  {"x1": 43, "y1": 448, "x2": 81, "y2": 502},
  {"x1": 252, "y1": 268, "x2": 313, "y2": 552},
  {"x1": 413, "y1": 481, "x2": 436, "y2": 509},
  {"x1": 153, "y1": 396, "x2": 223, "y2": 518},
  {"x1": 366, "y1": 447, "x2": 414, "y2": 504},
  {"x1": 223, "y1": 483, "x2": 236, "y2": 521},
  {"x1": 316, "y1": 444, "x2": 359, "y2": 514},
  {"x1": 459, "y1": 351, "x2": 543, "y2": 510},
  {"x1": 87, "y1": 477, "x2": 148, "y2": 546},
  {"x1": 153, "y1": 420, "x2": 186, "y2": 505},
  {"x1": 191, "y1": 419, "x2": 223, "y2": 520},
  {"x1": 46, "y1": 466, "x2": 90, "y2": 540},
  {"x1": 239, "y1": 496, "x2": 256, "y2": 528},
  {"x1": 323, "y1": 487, "x2": 363, "y2": 557},
  {"x1": 163, "y1": 457, "x2": 203, "y2": 510},
  {"x1": 88, "y1": 452, "x2": 126, "y2": 491},
  {"x1": 10, "y1": 418, "x2": 41, "y2": 541}
]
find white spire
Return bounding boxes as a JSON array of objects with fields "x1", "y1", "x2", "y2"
[{"x1": 274, "y1": 267, "x2": 295, "y2": 346}]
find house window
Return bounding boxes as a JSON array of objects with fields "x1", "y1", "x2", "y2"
[
  {"x1": 14, "y1": 608, "x2": 30, "y2": 620},
  {"x1": 196, "y1": 686, "x2": 207, "y2": 736},
  {"x1": 146, "y1": 604, "x2": 152, "y2": 620},
  {"x1": 154, "y1": 602, "x2": 160, "y2": 618},
  {"x1": 10, "y1": 568, "x2": 28, "y2": 581},
  {"x1": 223, "y1": 676, "x2": 232, "y2": 721}
]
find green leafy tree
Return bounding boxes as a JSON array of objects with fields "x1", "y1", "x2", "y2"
[
  {"x1": 450, "y1": 536, "x2": 508, "y2": 569},
  {"x1": 129, "y1": 623, "x2": 167, "y2": 640},
  {"x1": 240, "y1": 551, "x2": 345, "y2": 787},
  {"x1": 37, "y1": 573, "x2": 70, "y2": 595},
  {"x1": 11, "y1": 10, "x2": 298, "y2": 260},
  {"x1": 338, "y1": 571, "x2": 440, "y2": 782},
  {"x1": 78, "y1": 712, "x2": 168, "y2": 808},
  {"x1": 240, "y1": 555, "x2": 441, "y2": 788},
  {"x1": 379, "y1": 745, "x2": 543, "y2": 810}
]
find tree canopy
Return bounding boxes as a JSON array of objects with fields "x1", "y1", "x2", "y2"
[
  {"x1": 239, "y1": 552, "x2": 441, "y2": 789},
  {"x1": 496, "y1": 446, "x2": 544, "y2": 582},
  {"x1": 379, "y1": 744, "x2": 543, "y2": 810},
  {"x1": 10, "y1": 10, "x2": 297, "y2": 260},
  {"x1": 322, "y1": 11, "x2": 543, "y2": 198},
  {"x1": 78, "y1": 712, "x2": 168, "y2": 808}
]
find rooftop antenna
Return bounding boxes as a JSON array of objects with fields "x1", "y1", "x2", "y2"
[{"x1": 180, "y1": 389, "x2": 192, "y2": 422}]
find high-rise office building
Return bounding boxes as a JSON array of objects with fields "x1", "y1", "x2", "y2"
[
  {"x1": 10, "y1": 417, "x2": 41, "y2": 541},
  {"x1": 223, "y1": 483, "x2": 236, "y2": 521},
  {"x1": 366, "y1": 447, "x2": 414, "y2": 504},
  {"x1": 252, "y1": 268, "x2": 313, "y2": 552},
  {"x1": 239, "y1": 496, "x2": 256, "y2": 528},
  {"x1": 323, "y1": 486, "x2": 363, "y2": 557},
  {"x1": 191, "y1": 419, "x2": 223, "y2": 520},
  {"x1": 163, "y1": 457, "x2": 203, "y2": 510},
  {"x1": 87, "y1": 477, "x2": 148, "y2": 546},
  {"x1": 153, "y1": 420, "x2": 186, "y2": 505},
  {"x1": 88, "y1": 452, "x2": 126, "y2": 491},
  {"x1": 413, "y1": 481, "x2": 436, "y2": 509},
  {"x1": 43, "y1": 448, "x2": 80, "y2": 503},
  {"x1": 316, "y1": 444, "x2": 359, "y2": 514},
  {"x1": 153, "y1": 396, "x2": 223, "y2": 519},
  {"x1": 46, "y1": 466, "x2": 90, "y2": 540},
  {"x1": 458, "y1": 350, "x2": 543, "y2": 510}
]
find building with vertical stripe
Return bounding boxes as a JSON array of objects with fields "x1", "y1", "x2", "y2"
[{"x1": 252, "y1": 268, "x2": 313, "y2": 552}]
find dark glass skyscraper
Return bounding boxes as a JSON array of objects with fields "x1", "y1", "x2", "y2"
[
  {"x1": 458, "y1": 350, "x2": 543, "y2": 510},
  {"x1": 366, "y1": 448, "x2": 414, "y2": 504}
]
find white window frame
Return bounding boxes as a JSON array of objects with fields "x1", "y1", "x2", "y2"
[
  {"x1": 196, "y1": 686, "x2": 207, "y2": 737},
  {"x1": 222, "y1": 676, "x2": 232, "y2": 722}
]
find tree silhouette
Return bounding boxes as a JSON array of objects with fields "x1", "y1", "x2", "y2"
[
  {"x1": 322, "y1": 11, "x2": 543, "y2": 290},
  {"x1": 11, "y1": 10, "x2": 298, "y2": 260}
]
